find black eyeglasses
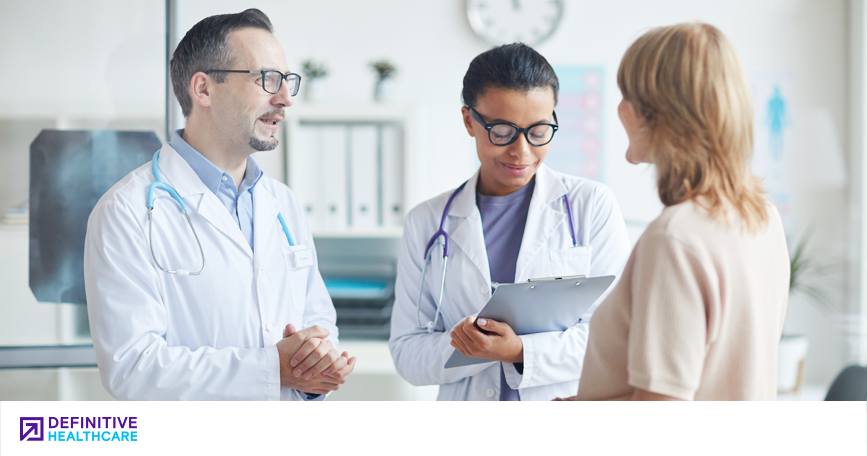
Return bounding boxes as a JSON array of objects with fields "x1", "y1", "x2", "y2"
[
  {"x1": 205, "y1": 69, "x2": 301, "y2": 96},
  {"x1": 469, "y1": 107, "x2": 559, "y2": 146}
]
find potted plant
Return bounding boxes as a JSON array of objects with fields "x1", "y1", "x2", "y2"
[
  {"x1": 301, "y1": 59, "x2": 328, "y2": 102},
  {"x1": 370, "y1": 59, "x2": 397, "y2": 102},
  {"x1": 779, "y1": 230, "x2": 838, "y2": 394}
]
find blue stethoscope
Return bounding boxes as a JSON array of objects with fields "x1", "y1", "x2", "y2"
[
  {"x1": 147, "y1": 149, "x2": 295, "y2": 276},
  {"x1": 416, "y1": 180, "x2": 578, "y2": 332}
]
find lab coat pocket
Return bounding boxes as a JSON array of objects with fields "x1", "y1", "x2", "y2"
[
  {"x1": 282, "y1": 246, "x2": 310, "y2": 312},
  {"x1": 549, "y1": 246, "x2": 592, "y2": 277}
]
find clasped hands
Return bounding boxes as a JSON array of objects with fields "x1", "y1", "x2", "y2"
[
  {"x1": 449, "y1": 316, "x2": 524, "y2": 364},
  {"x1": 276, "y1": 324, "x2": 356, "y2": 396}
]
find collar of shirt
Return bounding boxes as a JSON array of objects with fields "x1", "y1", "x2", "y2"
[
  {"x1": 476, "y1": 178, "x2": 536, "y2": 207},
  {"x1": 170, "y1": 129, "x2": 264, "y2": 197}
]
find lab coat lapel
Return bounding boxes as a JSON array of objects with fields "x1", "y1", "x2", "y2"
[
  {"x1": 252, "y1": 183, "x2": 282, "y2": 265},
  {"x1": 515, "y1": 164, "x2": 567, "y2": 283},
  {"x1": 448, "y1": 170, "x2": 491, "y2": 285},
  {"x1": 157, "y1": 144, "x2": 253, "y2": 259}
]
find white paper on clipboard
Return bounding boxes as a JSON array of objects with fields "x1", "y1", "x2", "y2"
[{"x1": 444, "y1": 275, "x2": 616, "y2": 369}]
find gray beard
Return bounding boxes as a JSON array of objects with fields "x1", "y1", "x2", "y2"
[{"x1": 250, "y1": 136, "x2": 278, "y2": 151}]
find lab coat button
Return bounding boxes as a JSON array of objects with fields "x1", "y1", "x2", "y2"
[
  {"x1": 485, "y1": 388, "x2": 496, "y2": 398},
  {"x1": 266, "y1": 324, "x2": 273, "y2": 332},
  {"x1": 480, "y1": 285, "x2": 487, "y2": 294}
]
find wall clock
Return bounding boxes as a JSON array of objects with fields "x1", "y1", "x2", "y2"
[{"x1": 466, "y1": 0, "x2": 564, "y2": 47}]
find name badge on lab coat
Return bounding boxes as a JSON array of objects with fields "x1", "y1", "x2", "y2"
[{"x1": 289, "y1": 244, "x2": 313, "y2": 269}]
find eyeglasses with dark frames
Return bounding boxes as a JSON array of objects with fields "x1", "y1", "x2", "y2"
[
  {"x1": 204, "y1": 69, "x2": 302, "y2": 96},
  {"x1": 469, "y1": 107, "x2": 559, "y2": 147}
]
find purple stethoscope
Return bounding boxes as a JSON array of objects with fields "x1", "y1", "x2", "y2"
[{"x1": 416, "y1": 180, "x2": 578, "y2": 332}]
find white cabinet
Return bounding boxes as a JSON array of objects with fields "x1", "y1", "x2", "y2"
[
  {"x1": 326, "y1": 341, "x2": 439, "y2": 401},
  {"x1": 283, "y1": 104, "x2": 416, "y2": 236}
]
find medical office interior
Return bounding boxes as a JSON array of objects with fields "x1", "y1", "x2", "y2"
[{"x1": 0, "y1": 0, "x2": 862, "y2": 401}]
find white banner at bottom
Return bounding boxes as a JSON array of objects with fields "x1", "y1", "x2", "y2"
[{"x1": 2, "y1": 401, "x2": 866, "y2": 455}]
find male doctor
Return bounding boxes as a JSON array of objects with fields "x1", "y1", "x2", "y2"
[{"x1": 84, "y1": 9, "x2": 355, "y2": 400}]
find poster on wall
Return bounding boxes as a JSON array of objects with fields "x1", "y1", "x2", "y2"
[
  {"x1": 546, "y1": 66, "x2": 605, "y2": 182},
  {"x1": 750, "y1": 72, "x2": 795, "y2": 229}
]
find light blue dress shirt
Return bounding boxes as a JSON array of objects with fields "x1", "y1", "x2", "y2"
[
  {"x1": 170, "y1": 130, "x2": 323, "y2": 401},
  {"x1": 170, "y1": 129, "x2": 262, "y2": 251}
]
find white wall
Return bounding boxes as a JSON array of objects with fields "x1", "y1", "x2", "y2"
[
  {"x1": 0, "y1": 0, "x2": 852, "y2": 386},
  {"x1": 0, "y1": 0, "x2": 165, "y2": 215},
  {"x1": 177, "y1": 0, "x2": 851, "y2": 386},
  {"x1": 0, "y1": 1, "x2": 165, "y2": 118}
]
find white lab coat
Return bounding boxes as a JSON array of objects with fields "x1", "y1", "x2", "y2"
[
  {"x1": 84, "y1": 144, "x2": 338, "y2": 400},
  {"x1": 389, "y1": 164, "x2": 630, "y2": 401}
]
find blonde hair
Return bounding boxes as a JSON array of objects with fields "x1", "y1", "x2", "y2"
[{"x1": 617, "y1": 23, "x2": 768, "y2": 231}]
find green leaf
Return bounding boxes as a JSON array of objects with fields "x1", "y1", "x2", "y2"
[{"x1": 787, "y1": 227, "x2": 840, "y2": 314}]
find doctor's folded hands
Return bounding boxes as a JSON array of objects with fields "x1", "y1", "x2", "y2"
[
  {"x1": 83, "y1": 9, "x2": 355, "y2": 400},
  {"x1": 278, "y1": 324, "x2": 356, "y2": 395}
]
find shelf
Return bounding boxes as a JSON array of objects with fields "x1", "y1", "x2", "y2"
[
  {"x1": 312, "y1": 227, "x2": 403, "y2": 238},
  {"x1": 325, "y1": 278, "x2": 393, "y2": 300},
  {"x1": 285, "y1": 103, "x2": 416, "y2": 122},
  {"x1": 0, "y1": 223, "x2": 28, "y2": 232}
]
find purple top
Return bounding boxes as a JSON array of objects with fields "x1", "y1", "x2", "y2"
[{"x1": 476, "y1": 179, "x2": 535, "y2": 401}]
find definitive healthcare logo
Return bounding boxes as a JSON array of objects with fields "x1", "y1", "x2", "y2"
[
  {"x1": 19, "y1": 415, "x2": 138, "y2": 442},
  {"x1": 19, "y1": 417, "x2": 43, "y2": 441}
]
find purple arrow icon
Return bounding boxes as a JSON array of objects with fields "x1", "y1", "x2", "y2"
[{"x1": 20, "y1": 417, "x2": 43, "y2": 441}]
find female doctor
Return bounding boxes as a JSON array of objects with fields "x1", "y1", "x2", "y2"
[{"x1": 388, "y1": 44, "x2": 632, "y2": 401}]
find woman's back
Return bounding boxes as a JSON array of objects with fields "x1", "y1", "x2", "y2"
[{"x1": 577, "y1": 199, "x2": 789, "y2": 400}]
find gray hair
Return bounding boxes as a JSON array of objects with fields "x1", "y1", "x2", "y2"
[{"x1": 169, "y1": 8, "x2": 273, "y2": 117}]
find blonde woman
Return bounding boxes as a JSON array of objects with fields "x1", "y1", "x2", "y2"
[{"x1": 565, "y1": 23, "x2": 790, "y2": 401}]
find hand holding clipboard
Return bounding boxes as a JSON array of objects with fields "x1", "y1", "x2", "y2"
[{"x1": 445, "y1": 275, "x2": 615, "y2": 368}]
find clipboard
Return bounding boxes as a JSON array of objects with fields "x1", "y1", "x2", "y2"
[{"x1": 444, "y1": 275, "x2": 616, "y2": 369}]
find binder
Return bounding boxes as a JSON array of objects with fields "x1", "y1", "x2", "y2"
[
  {"x1": 349, "y1": 125, "x2": 378, "y2": 229},
  {"x1": 380, "y1": 125, "x2": 404, "y2": 227},
  {"x1": 292, "y1": 124, "x2": 320, "y2": 230},
  {"x1": 318, "y1": 125, "x2": 348, "y2": 230}
]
